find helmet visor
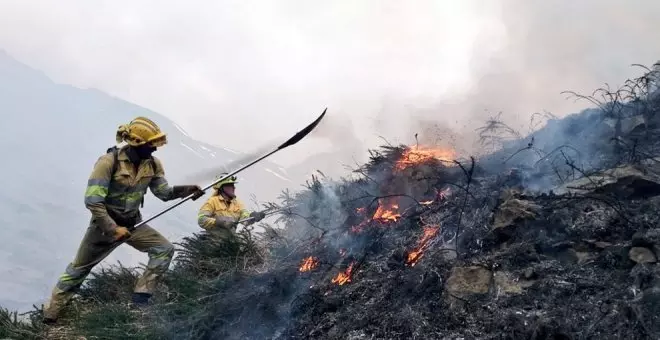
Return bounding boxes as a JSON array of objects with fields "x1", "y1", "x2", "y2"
[{"x1": 148, "y1": 134, "x2": 167, "y2": 147}]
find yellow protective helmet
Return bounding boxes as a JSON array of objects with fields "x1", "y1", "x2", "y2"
[
  {"x1": 212, "y1": 173, "x2": 238, "y2": 190},
  {"x1": 116, "y1": 116, "x2": 167, "y2": 147}
]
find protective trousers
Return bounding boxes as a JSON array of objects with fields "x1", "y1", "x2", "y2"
[{"x1": 43, "y1": 222, "x2": 174, "y2": 320}]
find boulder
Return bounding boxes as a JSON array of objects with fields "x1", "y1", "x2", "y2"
[
  {"x1": 554, "y1": 165, "x2": 660, "y2": 199},
  {"x1": 632, "y1": 228, "x2": 660, "y2": 259},
  {"x1": 492, "y1": 190, "x2": 541, "y2": 238},
  {"x1": 445, "y1": 266, "x2": 493, "y2": 303},
  {"x1": 629, "y1": 247, "x2": 657, "y2": 264}
]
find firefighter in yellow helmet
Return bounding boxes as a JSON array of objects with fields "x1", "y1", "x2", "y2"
[
  {"x1": 42, "y1": 117, "x2": 205, "y2": 324},
  {"x1": 197, "y1": 173, "x2": 266, "y2": 238}
]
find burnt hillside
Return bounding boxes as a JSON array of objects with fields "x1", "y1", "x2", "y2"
[{"x1": 2, "y1": 62, "x2": 660, "y2": 340}]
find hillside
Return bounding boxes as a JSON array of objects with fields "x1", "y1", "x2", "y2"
[
  {"x1": 0, "y1": 50, "x2": 292, "y2": 312},
  {"x1": 2, "y1": 61, "x2": 660, "y2": 340}
]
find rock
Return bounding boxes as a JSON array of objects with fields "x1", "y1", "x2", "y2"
[
  {"x1": 493, "y1": 271, "x2": 535, "y2": 295},
  {"x1": 554, "y1": 165, "x2": 660, "y2": 198},
  {"x1": 575, "y1": 251, "x2": 597, "y2": 264},
  {"x1": 594, "y1": 241, "x2": 613, "y2": 249},
  {"x1": 445, "y1": 266, "x2": 493, "y2": 301},
  {"x1": 523, "y1": 268, "x2": 537, "y2": 280},
  {"x1": 632, "y1": 228, "x2": 660, "y2": 259},
  {"x1": 492, "y1": 191, "x2": 541, "y2": 238},
  {"x1": 629, "y1": 247, "x2": 657, "y2": 264}
]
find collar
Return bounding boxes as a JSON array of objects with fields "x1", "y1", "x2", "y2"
[
  {"x1": 216, "y1": 193, "x2": 236, "y2": 203},
  {"x1": 117, "y1": 145, "x2": 131, "y2": 161}
]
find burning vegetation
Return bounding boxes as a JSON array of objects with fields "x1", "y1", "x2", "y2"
[
  {"x1": 405, "y1": 226, "x2": 440, "y2": 267},
  {"x1": 299, "y1": 256, "x2": 319, "y2": 272},
  {"x1": 394, "y1": 145, "x2": 455, "y2": 171},
  {"x1": 331, "y1": 262, "x2": 355, "y2": 286},
  {"x1": 7, "y1": 62, "x2": 660, "y2": 340}
]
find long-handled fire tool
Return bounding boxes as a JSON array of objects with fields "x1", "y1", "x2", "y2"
[
  {"x1": 133, "y1": 108, "x2": 327, "y2": 229},
  {"x1": 237, "y1": 204, "x2": 300, "y2": 224}
]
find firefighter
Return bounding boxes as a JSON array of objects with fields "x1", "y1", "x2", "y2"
[
  {"x1": 197, "y1": 173, "x2": 266, "y2": 238},
  {"x1": 42, "y1": 116, "x2": 205, "y2": 324}
]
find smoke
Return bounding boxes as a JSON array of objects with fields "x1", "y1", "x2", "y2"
[
  {"x1": 366, "y1": 0, "x2": 660, "y2": 164},
  {"x1": 1, "y1": 1, "x2": 659, "y2": 182},
  {"x1": 182, "y1": 143, "x2": 275, "y2": 184}
]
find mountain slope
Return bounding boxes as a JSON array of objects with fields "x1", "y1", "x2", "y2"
[{"x1": 0, "y1": 50, "x2": 293, "y2": 311}]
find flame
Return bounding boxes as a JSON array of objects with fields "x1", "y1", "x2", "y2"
[
  {"x1": 373, "y1": 198, "x2": 401, "y2": 222},
  {"x1": 351, "y1": 198, "x2": 401, "y2": 233},
  {"x1": 351, "y1": 220, "x2": 369, "y2": 233},
  {"x1": 395, "y1": 145, "x2": 455, "y2": 171},
  {"x1": 406, "y1": 226, "x2": 440, "y2": 266},
  {"x1": 299, "y1": 256, "x2": 319, "y2": 272},
  {"x1": 331, "y1": 262, "x2": 355, "y2": 285}
]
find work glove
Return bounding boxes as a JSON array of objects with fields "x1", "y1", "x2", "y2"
[
  {"x1": 214, "y1": 216, "x2": 239, "y2": 230},
  {"x1": 249, "y1": 211, "x2": 266, "y2": 222},
  {"x1": 113, "y1": 226, "x2": 131, "y2": 242},
  {"x1": 173, "y1": 185, "x2": 204, "y2": 200}
]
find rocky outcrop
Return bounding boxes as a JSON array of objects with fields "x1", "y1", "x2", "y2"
[{"x1": 555, "y1": 165, "x2": 660, "y2": 198}]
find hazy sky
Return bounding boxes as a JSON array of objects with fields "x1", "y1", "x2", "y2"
[{"x1": 1, "y1": 0, "x2": 659, "y2": 168}]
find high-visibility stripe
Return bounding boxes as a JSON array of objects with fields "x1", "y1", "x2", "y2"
[
  {"x1": 85, "y1": 185, "x2": 108, "y2": 198},
  {"x1": 85, "y1": 185, "x2": 108, "y2": 204},
  {"x1": 87, "y1": 178, "x2": 110, "y2": 187}
]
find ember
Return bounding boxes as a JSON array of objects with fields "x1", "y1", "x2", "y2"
[
  {"x1": 331, "y1": 262, "x2": 355, "y2": 285},
  {"x1": 394, "y1": 145, "x2": 455, "y2": 171},
  {"x1": 437, "y1": 187, "x2": 451, "y2": 200},
  {"x1": 406, "y1": 226, "x2": 440, "y2": 266},
  {"x1": 299, "y1": 256, "x2": 319, "y2": 272}
]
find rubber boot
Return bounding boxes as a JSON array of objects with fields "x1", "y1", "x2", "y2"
[{"x1": 130, "y1": 292, "x2": 152, "y2": 309}]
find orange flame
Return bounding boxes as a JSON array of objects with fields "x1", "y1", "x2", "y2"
[
  {"x1": 299, "y1": 256, "x2": 319, "y2": 272},
  {"x1": 406, "y1": 226, "x2": 440, "y2": 266},
  {"x1": 373, "y1": 198, "x2": 401, "y2": 222},
  {"x1": 395, "y1": 145, "x2": 455, "y2": 171},
  {"x1": 331, "y1": 262, "x2": 355, "y2": 285},
  {"x1": 351, "y1": 198, "x2": 401, "y2": 233}
]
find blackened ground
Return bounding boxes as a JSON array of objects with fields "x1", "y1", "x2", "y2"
[{"x1": 278, "y1": 186, "x2": 660, "y2": 339}]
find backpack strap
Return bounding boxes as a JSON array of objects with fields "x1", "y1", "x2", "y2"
[{"x1": 106, "y1": 146, "x2": 119, "y2": 180}]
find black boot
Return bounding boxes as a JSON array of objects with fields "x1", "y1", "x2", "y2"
[
  {"x1": 130, "y1": 292, "x2": 152, "y2": 309},
  {"x1": 42, "y1": 317, "x2": 57, "y2": 325}
]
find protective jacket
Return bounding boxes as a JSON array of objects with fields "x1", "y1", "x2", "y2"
[
  {"x1": 197, "y1": 194, "x2": 252, "y2": 231},
  {"x1": 84, "y1": 145, "x2": 178, "y2": 233}
]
